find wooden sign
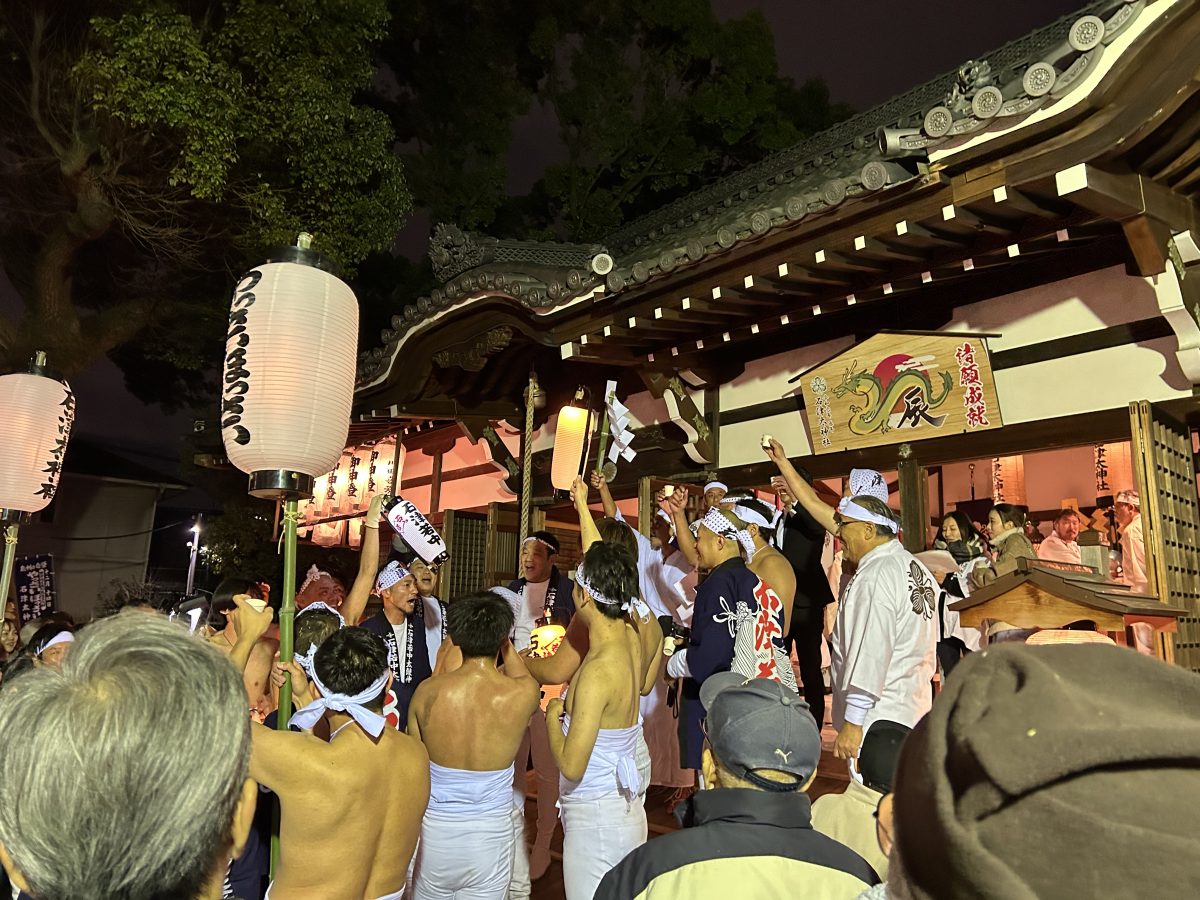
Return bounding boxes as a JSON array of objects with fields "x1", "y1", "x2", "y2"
[{"x1": 799, "y1": 332, "x2": 1002, "y2": 454}]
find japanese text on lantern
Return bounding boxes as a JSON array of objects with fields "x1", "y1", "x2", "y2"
[
  {"x1": 810, "y1": 376, "x2": 834, "y2": 447},
  {"x1": 222, "y1": 269, "x2": 260, "y2": 446},
  {"x1": 954, "y1": 342, "x2": 989, "y2": 428}
]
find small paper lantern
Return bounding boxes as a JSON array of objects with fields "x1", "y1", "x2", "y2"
[
  {"x1": 385, "y1": 497, "x2": 449, "y2": 569},
  {"x1": 221, "y1": 241, "x2": 359, "y2": 498},
  {"x1": 528, "y1": 621, "x2": 566, "y2": 658},
  {"x1": 0, "y1": 357, "x2": 75, "y2": 517},
  {"x1": 550, "y1": 390, "x2": 595, "y2": 491}
]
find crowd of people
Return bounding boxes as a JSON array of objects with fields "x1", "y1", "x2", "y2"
[{"x1": 0, "y1": 443, "x2": 1196, "y2": 900}]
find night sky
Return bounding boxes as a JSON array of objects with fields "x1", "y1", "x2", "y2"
[{"x1": 4, "y1": 0, "x2": 1094, "y2": 459}]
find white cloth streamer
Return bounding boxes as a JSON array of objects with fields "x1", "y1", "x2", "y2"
[{"x1": 288, "y1": 668, "x2": 390, "y2": 737}]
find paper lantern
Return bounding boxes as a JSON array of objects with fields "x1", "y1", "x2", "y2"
[
  {"x1": 221, "y1": 244, "x2": 359, "y2": 498},
  {"x1": 550, "y1": 390, "x2": 595, "y2": 491},
  {"x1": 0, "y1": 358, "x2": 75, "y2": 517},
  {"x1": 384, "y1": 497, "x2": 449, "y2": 569},
  {"x1": 528, "y1": 621, "x2": 566, "y2": 658}
]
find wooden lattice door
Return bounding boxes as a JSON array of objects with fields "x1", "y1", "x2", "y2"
[{"x1": 1129, "y1": 401, "x2": 1200, "y2": 671}]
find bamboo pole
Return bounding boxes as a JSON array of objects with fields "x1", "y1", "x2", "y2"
[
  {"x1": 270, "y1": 496, "x2": 300, "y2": 875},
  {"x1": 0, "y1": 525, "x2": 19, "y2": 628}
]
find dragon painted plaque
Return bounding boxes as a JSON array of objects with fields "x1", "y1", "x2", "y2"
[{"x1": 799, "y1": 332, "x2": 1003, "y2": 454}]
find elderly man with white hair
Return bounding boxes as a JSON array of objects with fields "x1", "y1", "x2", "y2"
[
  {"x1": 0, "y1": 611, "x2": 258, "y2": 900},
  {"x1": 764, "y1": 439, "x2": 936, "y2": 773}
]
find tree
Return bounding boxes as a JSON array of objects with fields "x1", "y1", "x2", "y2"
[
  {"x1": 0, "y1": 0, "x2": 410, "y2": 405},
  {"x1": 375, "y1": 0, "x2": 851, "y2": 244}
]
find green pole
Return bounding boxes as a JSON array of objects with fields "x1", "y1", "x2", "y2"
[
  {"x1": 269, "y1": 496, "x2": 300, "y2": 876},
  {"x1": 0, "y1": 524, "x2": 19, "y2": 628}
]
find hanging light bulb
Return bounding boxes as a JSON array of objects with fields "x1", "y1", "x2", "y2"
[
  {"x1": 0, "y1": 351, "x2": 75, "y2": 520},
  {"x1": 550, "y1": 386, "x2": 594, "y2": 492},
  {"x1": 221, "y1": 233, "x2": 359, "y2": 499}
]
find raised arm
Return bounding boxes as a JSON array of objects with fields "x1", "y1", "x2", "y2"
[
  {"x1": 662, "y1": 487, "x2": 698, "y2": 567},
  {"x1": 341, "y1": 494, "x2": 384, "y2": 626},
  {"x1": 764, "y1": 438, "x2": 836, "y2": 536},
  {"x1": 589, "y1": 471, "x2": 618, "y2": 518},
  {"x1": 572, "y1": 476, "x2": 602, "y2": 552}
]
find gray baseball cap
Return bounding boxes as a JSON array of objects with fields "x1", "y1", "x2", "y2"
[{"x1": 699, "y1": 672, "x2": 821, "y2": 792}]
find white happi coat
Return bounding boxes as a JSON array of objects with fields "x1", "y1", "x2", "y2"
[
  {"x1": 830, "y1": 540, "x2": 937, "y2": 734},
  {"x1": 616, "y1": 510, "x2": 696, "y2": 787}
]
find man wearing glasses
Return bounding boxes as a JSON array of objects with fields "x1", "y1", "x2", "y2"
[{"x1": 826, "y1": 496, "x2": 937, "y2": 772}]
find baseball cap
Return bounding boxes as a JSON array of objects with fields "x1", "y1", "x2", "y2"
[{"x1": 699, "y1": 672, "x2": 820, "y2": 792}]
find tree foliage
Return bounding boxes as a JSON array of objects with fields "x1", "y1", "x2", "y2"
[
  {"x1": 0, "y1": 0, "x2": 409, "y2": 404},
  {"x1": 376, "y1": 0, "x2": 852, "y2": 243}
]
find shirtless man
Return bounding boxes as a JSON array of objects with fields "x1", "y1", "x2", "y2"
[
  {"x1": 233, "y1": 598, "x2": 430, "y2": 899},
  {"x1": 206, "y1": 577, "x2": 276, "y2": 715},
  {"x1": 408, "y1": 592, "x2": 541, "y2": 899},
  {"x1": 543, "y1": 477, "x2": 651, "y2": 900}
]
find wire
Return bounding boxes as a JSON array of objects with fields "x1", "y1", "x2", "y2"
[{"x1": 57, "y1": 519, "x2": 195, "y2": 541}]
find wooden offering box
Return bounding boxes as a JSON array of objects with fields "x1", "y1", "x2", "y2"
[{"x1": 949, "y1": 558, "x2": 1186, "y2": 662}]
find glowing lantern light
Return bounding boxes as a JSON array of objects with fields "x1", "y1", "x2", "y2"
[
  {"x1": 221, "y1": 236, "x2": 359, "y2": 499},
  {"x1": 528, "y1": 613, "x2": 566, "y2": 658},
  {"x1": 550, "y1": 387, "x2": 595, "y2": 492},
  {"x1": 0, "y1": 351, "x2": 75, "y2": 632},
  {"x1": 0, "y1": 353, "x2": 75, "y2": 517}
]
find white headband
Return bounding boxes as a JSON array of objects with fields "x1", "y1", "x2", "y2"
[
  {"x1": 522, "y1": 536, "x2": 557, "y2": 553},
  {"x1": 730, "y1": 503, "x2": 773, "y2": 529},
  {"x1": 698, "y1": 507, "x2": 758, "y2": 560},
  {"x1": 375, "y1": 561, "x2": 411, "y2": 593},
  {"x1": 298, "y1": 564, "x2": 334, "y2": 597},
  {"x1": 836, "y1": 497, "x2": 899, "y2": 534},
  {"x1": 37, "y1": 631, "x2": 74, "y2": 656},
  {"x1": 1116, "y1": 489, "x2": 1140, "y2": 508},
  {"x1": 849, "y1": 469, "x2": 889, "y2": 504},
  {"x1": 293, "y1": 642, "x2": 319, "y2": 675},
  {"x1": 297, "y1": 601, "x2": 345, "y2": 627},
  {"x1": 704, "y1": 481, "x2": 729, "y2": 494},
  {"x1": 288, "y1": 667, "x2": 390, "y2": 738},
  {"x1": 574, "y1": 562, "x2": 647, "y2": 618}
]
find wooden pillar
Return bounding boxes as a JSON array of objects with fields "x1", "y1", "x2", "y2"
[
  {"x1": 898, "y1": 451, "x2": 929, "y2": 554},
  {"x1": 429, "y1": 450, "x2": 444, "y2": 515},
  {"x1": 637, "y1": 475, "x2": 652, "y2": 536}
]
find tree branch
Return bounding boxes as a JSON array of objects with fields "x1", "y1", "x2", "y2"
[{"x1": 27, "y1": 12, "x2": 66, "y2": 160}]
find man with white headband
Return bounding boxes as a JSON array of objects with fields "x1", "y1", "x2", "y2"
[
  {"x1": 32, "y1": 627, "x2": 73, "y2": 669},
  {"x1": 724, "y1": 492, "x2": 798, "y2": 633},
  {"x1": 828, "y1": 493, "x2": 936, "y2": 772},
  {"x1": 1114, "y1": 489, "x2": 1147, "y2": 593},
  {"x1": 589, "y1": 472, "x2": 695, "y2": 794},
  {"x1": 360, "y1": 560, "x2": 433, "y2": 730},
  {"x1": 233, "y1": 601, "x2": 430, "y2": 900},
  {"x1": 666, "y1": 504, "x2": 796, "y2": 773},
  {"x1": 506, "y1": 528, "x2": 576, "y2": 886},
  {"x1": 408, "y1": 591, "x2": 541, "y2": 899},
  {"x1": 546, "y1": 481, "x2": 651, "y2": 900}
]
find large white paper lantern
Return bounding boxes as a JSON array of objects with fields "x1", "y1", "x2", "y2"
[
  {"x1": 550, "y1": 392, "x2": 594, "y2": 492},
  {"x1": 221, "y1": 242, "x2": 359, "y2": 498},
  {"x1": 0, "y1": 356, "x2": 75, "y2": 518}
]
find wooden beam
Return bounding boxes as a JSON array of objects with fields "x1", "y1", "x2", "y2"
[
  {"x1": 376, "y1": 399, "x2": 522, "y2": 421},
  {"x1": 898, "y1": 456, "x2": 929, "y2": 554},
  {"x1": 1055, "y1": 164, "x2": 1198, "y2": 233},
  {"x1": 711, "y1": 285, "x2": 785, "y2": 308},
  {"x1": 1121, "y1": 214, "x2": 1171, "y2": 277}
]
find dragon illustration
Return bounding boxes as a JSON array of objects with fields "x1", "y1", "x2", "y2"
[{"x1": 832, "y1": 358, "x2": 953, "y2": 436}]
